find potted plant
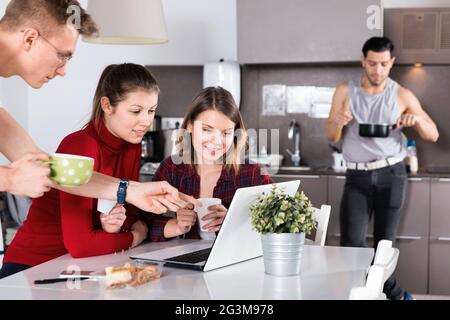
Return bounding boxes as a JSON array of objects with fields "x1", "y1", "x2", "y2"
[{"x1": 250, "y1": 185, "x2": 316, "y2": 276}]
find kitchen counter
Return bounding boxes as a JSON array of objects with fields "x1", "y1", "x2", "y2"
[{"x1": 272, "y1": 167, "x2": 450, "y2": 179}]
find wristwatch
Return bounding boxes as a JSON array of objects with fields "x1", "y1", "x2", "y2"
[{"x1": 117, "y1": 179, "x2": 129, "y2": 205}]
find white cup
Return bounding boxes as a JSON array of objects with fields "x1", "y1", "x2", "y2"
[
  {"x1": 195, "y1": 198, "x2": 221, "y2": 240},
  {"x1": 332, "y1": 152, "x2": 346, "y2": 172},
  {"x1": 97, "y1": 199, "x2": 117, "y2": 215}
]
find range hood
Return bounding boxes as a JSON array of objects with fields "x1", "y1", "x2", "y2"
[{"x1": 385, "y1": 8, "x2": 450, "y2": 64}]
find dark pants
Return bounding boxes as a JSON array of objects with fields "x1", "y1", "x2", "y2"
[
  {"x1": 0, "y1": 263, "x2": 32, "y2": 279},
  {"x1": 340, "y1": 161, "x2": 408, "y2": 300}
]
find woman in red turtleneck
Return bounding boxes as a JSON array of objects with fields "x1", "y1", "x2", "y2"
[{"x1": 0, "y1": 63, "x2": 168, "y2": 279}]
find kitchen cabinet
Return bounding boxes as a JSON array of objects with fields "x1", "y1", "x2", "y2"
[
  {"x1": 272, "y1": 171, "x2": 450, "y2": 294},
  {"x1": 393, "y1": 177, "x2": 430, "y2": 294},
  {"x1": 327, "y1": 175, "x2": 430, "y2": 294},
  {"x1": 394, "y1": 237, "x2": 428, "y2": 294},
  {"x1": 237, "y1": 0, "x2": 383, "y2": 64},
  {"x1": 327, "y1": 176, "x2": 346, "y2": 238},
  {"x1": 429, "y1": 178, "x2": 450, "y2": 295},
  {"x1": 271, "y1": 174, "x2": 328, "y2": 207}
]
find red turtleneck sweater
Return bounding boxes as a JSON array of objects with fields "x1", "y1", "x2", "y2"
[{"x1": 4, "y1": 121, "x2": 141, "y2": 266}]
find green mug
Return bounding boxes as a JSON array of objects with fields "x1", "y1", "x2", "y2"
[{"x1": 44, "y1": 153, "x2": 94, "y2": 187}]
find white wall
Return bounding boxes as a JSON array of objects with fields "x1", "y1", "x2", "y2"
[
  {"x1": 1, "y1": 0, "x2": 237, "y2": 154},
  {"x1": 0, "y1": 1, "x2": 30, "y2": 164}
]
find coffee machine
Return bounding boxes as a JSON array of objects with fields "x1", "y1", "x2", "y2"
[{"x1": 141, "y1": 115, "x2": 165, "y2": 165}]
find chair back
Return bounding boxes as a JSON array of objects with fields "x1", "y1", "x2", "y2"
[
  {"x1": 311, "y1": 205, "x2": 331, "y2": 246},
  {"x1": 349, "y1": 239, "x2": 400, "y2": 300}
]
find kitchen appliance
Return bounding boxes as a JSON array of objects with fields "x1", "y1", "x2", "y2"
[
  {"x1": 141, "y1": 115, "x2": 164, "y2": 164},
  {"x1": 203, "y1": 59, "x2": 241, "y2": 108},
  {"x1": 385, "y1": 8, "x2": 450, "y2": 64},
  {"x1": 359, "y1": 123, "x2": 397, "y2": 138}
]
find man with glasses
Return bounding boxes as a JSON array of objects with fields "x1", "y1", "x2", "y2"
[{"x1": 0, "y1": 0, "x2": 197, "y2": 213}]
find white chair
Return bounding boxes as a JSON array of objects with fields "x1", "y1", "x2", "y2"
[
  {"x1": 349, "y1": 240, "x2": 400, "y2": 300},
  {"x1": 305, "y1": 204, "x2": 331, "y2": 246}
]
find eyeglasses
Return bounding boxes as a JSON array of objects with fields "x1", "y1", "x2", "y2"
[
  {"x1": 37, "y1": 32, "x2": 72, "y2": 67},
  {"x1": 21, "y1": 29, "x2": 73, "y2": 67}
]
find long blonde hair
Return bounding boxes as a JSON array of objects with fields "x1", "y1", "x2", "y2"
[{"x1": 176, "y1": 86, "x2": 248, "y2": 174}]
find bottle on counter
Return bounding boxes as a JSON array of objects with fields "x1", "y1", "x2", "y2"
[{"x1": 406, "y1": 139, "x2": 418, "y2": 174}]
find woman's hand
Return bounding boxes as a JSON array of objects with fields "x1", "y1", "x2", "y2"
[
  {"x1": 127, "y1": 181, "x2": 202, "y2": 214},
  {"x1": 201, "y1": 204, "x2": 227, "y2": 233},
  {"x1": 100, "y1": 204, "x2": 126, "y2": 233},
  {"x1": 130, "y1": 220, "x2": 148, "y2": 248},
  {"x1": 175, "y1": 208, "x2": 197, "y2": 234}
]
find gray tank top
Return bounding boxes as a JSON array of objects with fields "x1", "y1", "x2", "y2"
[{"x1": 342, "y1": 77, "x2": 407, "y2": 163}]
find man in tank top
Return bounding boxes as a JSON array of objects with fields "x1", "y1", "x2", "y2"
[{"x1": 326, "y1": 37, "x2": 438, "y2": 300}]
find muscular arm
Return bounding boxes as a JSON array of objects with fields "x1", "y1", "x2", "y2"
[
  {"x1": 0, "y1": 107, "x2": 43, "y2": 160},
  {"x1": 0, "y1": 107, "x2": 127, "y2": 199},
  {"x1": 325, "y1": 83, "x2": 352, "y2": 142},
  {"x1": 398, "y1": 87, "x2": 439, "y2": 142}
]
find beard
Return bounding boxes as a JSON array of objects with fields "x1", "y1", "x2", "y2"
[{"x1": 364, "y1": 70, "x2": 387, "y2": 87}]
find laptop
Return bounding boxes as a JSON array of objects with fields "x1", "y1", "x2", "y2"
[{"x1": 130, "y1": 180, "x2": 300, "y2": 271}]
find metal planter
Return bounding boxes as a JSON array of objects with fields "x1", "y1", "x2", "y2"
[{"x1": 261, "y1": 232, "x2": 305, "y2": 277}]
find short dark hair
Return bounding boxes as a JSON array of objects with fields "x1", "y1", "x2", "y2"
[
  {"x1": 0, "y1": 0, "x2": 98, "y2": 37},
  {"x1": 362, "y1": 37, "x2": 395, "y2": 57}
]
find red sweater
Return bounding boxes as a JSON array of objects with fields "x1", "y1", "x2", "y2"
[{"x1": 4, "y1": 121, "x2": 141, "y2": 266}]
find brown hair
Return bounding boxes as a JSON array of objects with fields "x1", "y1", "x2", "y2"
[
  {"x1": 177, "y1": 86, "x2": 248, "y2": 173},
  {"x1": 0, "y1": 0, "x2": 98, "y2": 36},
  {"x1": 89, "y1": 63, "x2": 160, "y2": 132}
]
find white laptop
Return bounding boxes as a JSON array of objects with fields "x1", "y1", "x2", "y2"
[{"x1": 130, "y1": 180, "x2": 300, "y2": 272}]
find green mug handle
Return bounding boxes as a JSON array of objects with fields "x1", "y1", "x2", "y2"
[{"x1": 42, "y1": 160, "x2": 57, "y2": 166}]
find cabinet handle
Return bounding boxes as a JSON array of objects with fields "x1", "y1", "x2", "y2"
[
  {"x1": 437, "y1": 237, "x2": 450, "y2": 242},
  {"x1": 274, "y1": 174, "x2": 320, "y2": 179},
  {"x1": 335, "y1": 176, "x2": 346, "y2": 180},
  {"x1": 331, "y1": 233, "x2": 341, "y2": 237},
  {"x1": 396, "y1": 236, "x2": 421, "y2": 240},
  {"x1": 433, "y1": 178, "x2": 450, "y2": 182},
  {"x1": 330, "y1": 234, "x2": 421, "y2": 240},
  {"x1": 408, "y1": 178, "x2": 423, "y2": 182}
]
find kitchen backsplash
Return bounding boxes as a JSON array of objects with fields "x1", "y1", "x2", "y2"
[{"x1": 147, "y1": 64, "x2": 450, "y2": 170}]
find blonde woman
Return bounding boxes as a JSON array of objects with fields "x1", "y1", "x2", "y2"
[{"x1": 150, "y1": 87, "x2": 272, "y2": 240}]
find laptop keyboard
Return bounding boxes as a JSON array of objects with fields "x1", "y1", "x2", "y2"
[{"x1": 165, "y1": 248, "x2": 212, "y2": 264}]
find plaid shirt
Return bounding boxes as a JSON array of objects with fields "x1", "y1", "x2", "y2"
[{"x1": 148, "y1": 156, "x2": 273, "y2": 241}]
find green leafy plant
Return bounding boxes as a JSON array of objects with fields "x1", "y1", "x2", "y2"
[{"x1": 250, "y1": 185, "x2": 316, "y2": 234}]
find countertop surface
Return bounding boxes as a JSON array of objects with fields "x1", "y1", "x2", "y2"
[{"x1": 140, "y1": 161, "x2": 450, "y2": 179}]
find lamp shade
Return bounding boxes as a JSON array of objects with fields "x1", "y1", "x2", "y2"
[{"x1": 83, "y1": 0, "x2": 168, "y2": 44}]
